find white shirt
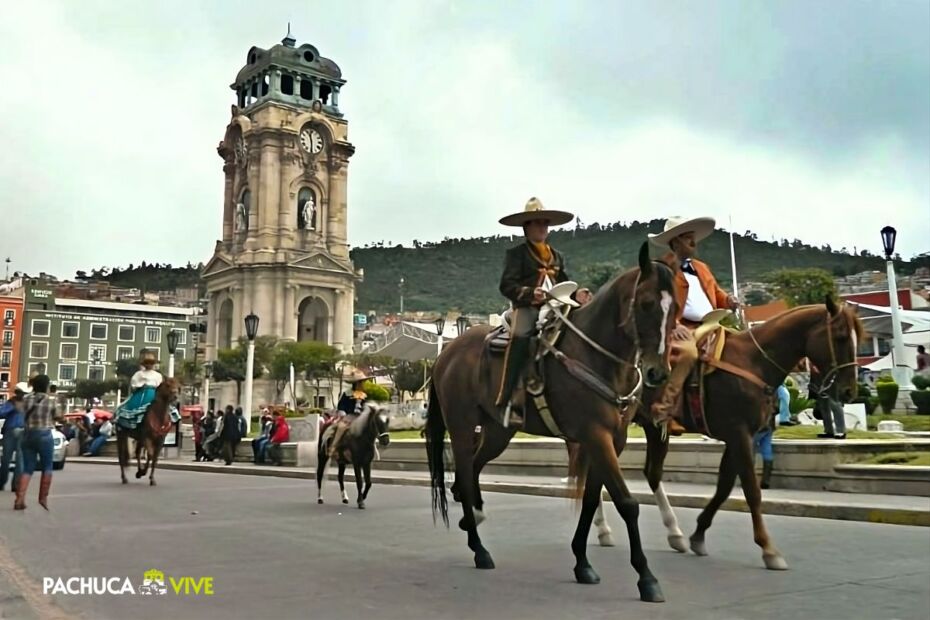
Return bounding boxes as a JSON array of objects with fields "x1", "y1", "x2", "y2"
[
  {"x1": 130, "y1": 368, "x2": 164, "y2": 390},
  {"x1": 682, "y1": 271, "x2": 714, "y2": 323}
]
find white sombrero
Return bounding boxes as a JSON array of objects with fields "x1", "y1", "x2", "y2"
[
  {"x1": 14, "y1": 381, "x2": 32, "y2": 394},
  {"x1": 648, "y1": 216, "x2": 716, "y2": 247},
  {"x1": 499, "y1": 197, "x2": 574, "y2": 228},
  {"x1": 546, "y1": 281, "x2": 580, "y2": 308}
]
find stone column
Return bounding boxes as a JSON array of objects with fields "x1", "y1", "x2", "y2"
[
  {"x1": 257, "y1": 135, "x2": 281, "y2": 249},
  {"x1": 326, "y1": 159, "x2": 348, "y2": 258},
  {"x1": 285, "y1": 284, "x2": 298, "y2": 341},
  {"x1": 332, "y1": 86, "x2": 340, "y2": 108},
  {"x1": 222, "y1": 162, "x2": 235, "y2": 244},
  {"x1": 279, "y1": 145, "x2": 295, "y2": 249},
  {"x1": 331, "y1": 289, "x2": 346, "y2": 351},
  {"x1": 312, "y1": 78, "x2": 320, "y2": 101}
]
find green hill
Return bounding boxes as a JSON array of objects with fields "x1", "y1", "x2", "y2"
[{"x1": 350, "y1": 220, "x2": 914, "y2": 315}]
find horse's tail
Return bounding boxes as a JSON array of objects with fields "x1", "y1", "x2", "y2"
[{"x1": 424, "y1": 382, "x2": 449, "y2": 527}]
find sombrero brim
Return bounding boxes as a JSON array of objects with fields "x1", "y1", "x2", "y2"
[
  {"x1": 648, "y1": 217, "x2": 716, "y2": 247},
  {"x1": 546, "y1": 281, "x2": 580, "y2": 308},
  {"x1": 343, "y1": 375, "x2": 374, "y2": 384},
  {"x1": 499, "y1": 210, "x2": 574, "y2": 227}
]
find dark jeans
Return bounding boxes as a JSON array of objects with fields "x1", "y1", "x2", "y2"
[
  {"x1": 22, "y1": 429, "x2": 54, "y2": 475},
  {"x1": 194, "y1": 441, "x2": 205, "y2": 461},
  {"x1": 0, "y1": 429, "x2": 23, "y2": 489},
  {"x1": 87, "y1": 434, "x2": 108, "y2": 456},
  {"x1": 497, "y1": 305, "x2": 539, "y2": 405},
  {"x1": 223, "y1": 439, "x2": 240, "y2": 465},
  {"x1": 818, "y1": 396, "x2": 847, "y2": 435},
  {"x1": 266, "y1": 442, "x2": 283, "y2": 466},
  {"x1": 253, "y1": 437, "x2": 269, "y2": 463}
]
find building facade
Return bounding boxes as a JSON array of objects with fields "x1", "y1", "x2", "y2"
[
  {"x1": 17, "y1": 283, "x2": 197, "y2": 391},
  {"x1": 202, "y1": 31, "x2": 361, "y2": 357},
  {"x1": 0, "y1": 295, "x2": 24, "y2": 402}
]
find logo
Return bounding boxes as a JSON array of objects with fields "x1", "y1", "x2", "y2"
[{"x1": 139, "y1": 569, "x2": 167, "y2": 596}]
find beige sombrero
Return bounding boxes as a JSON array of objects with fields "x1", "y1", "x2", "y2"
[
  {"x1": 648, "y1": 216, "x2": 716, "y2": 247},
  {"x1": 499, "y1": 197, "x2": 574, "y2": 228},
  {"x1": 343, "y1": 370, "x2": 374, "y2": 384}
]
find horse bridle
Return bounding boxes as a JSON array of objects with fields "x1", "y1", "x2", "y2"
[{"x1": 748, "y1": 308, "x2": 857, "y2": 397}]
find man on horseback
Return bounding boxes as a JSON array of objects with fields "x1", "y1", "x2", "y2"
[
  {"x1": 327, "y1": 371, "x2": 371, "y2": 459},
  {"x1": 648, "y1": 216, "x2": 739, "y2": 432},
  {"x1": 496, "y1": 197, "x2": 575, "y2": 427}
]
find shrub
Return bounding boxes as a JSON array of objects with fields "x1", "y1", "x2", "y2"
[
  {"x1": 911, "y1": 391, "x2": 930, "y2": 415},
  {"x1": 788, "y1": 386, "x2": 814, "y2": 414},
  {"x1": 912, "y1": 374, "x2": 930, "y2": 390},
  {"x1": 363, "y1": 381, "x2": 391, "y2": 402},
  {"x1": 875, "y1": 375, "x2": 899, "y2": 414}
]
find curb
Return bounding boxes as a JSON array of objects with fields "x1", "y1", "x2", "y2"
[{"x1": 72, "y1": 458, "x2": 930, "y2": 527}]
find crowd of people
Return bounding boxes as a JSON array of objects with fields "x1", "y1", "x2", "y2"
[{"x1": 191, "y1": 406, "x2": 290, "y2": 466}]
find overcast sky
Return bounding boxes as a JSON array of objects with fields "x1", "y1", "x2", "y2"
[{"x1": 1, "y1": 0, "x2": 927, "y2": 278}]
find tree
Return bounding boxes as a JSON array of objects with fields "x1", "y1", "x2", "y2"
[
  {"x1": 270, "y1": 340, "x2": 339, "y2": 403},
  {"x1": 581, "y1": 261, "x2": 625, "y2": 291},
  {"x1": 766, "y1": 268, "x2": 838, "y2": 307},
  {"x1": 212, "y1": 336, "x2": 278, "y2": 405},
  {"x1": 73, "y1": 379, "x2": 120, "y2": 404},
  {"x1": 178, "y1": 359, "x2": 201, "y2": 404}
]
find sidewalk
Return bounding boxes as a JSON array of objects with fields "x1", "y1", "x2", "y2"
[{"x1": 72, "y1": 457, "x2": 930, "y2": 527}]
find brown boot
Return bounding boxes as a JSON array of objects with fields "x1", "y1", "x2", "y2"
[
  {"x1": 38, "y1": 473, "x2": 52, "y2": 511},
  {"x1": 13, "y1": 474, "x2": 30, "y2": 510},
  {"x1": 667, "y1": 419, "x2": 686, "y2": 436}
]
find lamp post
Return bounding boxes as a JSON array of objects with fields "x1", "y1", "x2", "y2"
[
  {"x1": 243, "y1": 312, "x2": 260, "y2": 435},
  {"x1": 434, "y1": 316, "x2": 446, "y2": 359},
  {"x1": 881, "y1": 226, "x2": 911, "y2": 389},
  {"x1": 455, "y1": 315, "x2": 469, "y2": 337},
  {"x1": 166, "y1": 329, "x2": 180, "y2": 378},
  {"x1": 399, "y1": 277, "x2": 405, "y2": 316},
  {"x1": 202, "y1": 361, "x2": 213, "y2": 411}
]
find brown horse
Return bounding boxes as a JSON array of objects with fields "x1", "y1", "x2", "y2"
[
  {"x1": 426, "y1": 243, "x2": 677, "y2": 603},
  {"x1": 576, "y1": 299, "x2": 863, "y2": 571},
  {"x1": 117, "y1": 378, "x2": 179, "y2": 486}
]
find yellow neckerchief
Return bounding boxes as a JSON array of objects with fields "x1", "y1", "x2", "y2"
[{"x1": 527, "y1": 240, "x2": 557, "y2": 285}]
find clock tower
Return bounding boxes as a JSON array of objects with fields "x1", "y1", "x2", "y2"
[{"x1": 202, "y1": 30, "x2": 360, "y2": 354}]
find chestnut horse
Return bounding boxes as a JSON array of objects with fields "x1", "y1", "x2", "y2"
[
  {"x1": 426, "y1": 243, "x2": 677, "y2": 603},
  {"x1": 117, "y1": 378, "x2": 179, "y2": 486},
  {"x1": 576, "y1": 299, "x2": 862, "y2": 570}
]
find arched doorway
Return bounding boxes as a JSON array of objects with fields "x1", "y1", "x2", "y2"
[
  {"x1": 218, "y1": 299, "x2": 233, "y2": 349},
  {"x1": 297, "y1": 297, "x2": 329, "y2": 344}
]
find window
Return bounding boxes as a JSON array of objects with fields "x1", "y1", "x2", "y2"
[
  {"x1": 3, "y1": 309, "x2": 14, "y2": 326},
  {"x1": 878, "y1": 338, "x2": 892, "y2": 357},
  {"x1": 300, "y1": 78, "x2": 313, "y2": 100},
  {"x1": 60, "y1": 343, "x2": 78, "y2": 360},
  {"x1": 90, "y1": 323, "x2": 107, "y2": 340},
  {"x1": 58, "y1": 364, "x2": 76, "y2": 382},
  {"x1": 118, "y1": 325, "x2": 135, "y2": 342},
  {"x1": 168, "y1": 328, "x2": 186, "y2": 345},
  {"x1": 2, "y1": 330, "x2": 12, "y2": 346},
  {"x1": 117, "y1": 346, "x2": 134, "y2": 360},
  {"x1": 175, "y1": 348, "x2": 186, "y2": 360},
  {"x1": 30, "y1": 342, "x2": 48, "y2": 359},
  {"x1": 61, "y1": 321, "x2": 79, "y2": 338},
  {"x1": 0, "y1": 352, "x2": 10, "y2": 368},
  {"x1": 88, "y1": 366, "x2": 104, "y2": 382},
  {"x1": 145, "y1": 327, "x2": 161, "y2": 343},
  {"x1": 281, "y1": 74, "x2": 294, "y2": 95},
  {"x1": 89, "y1": 344, "x2": 107, "y2": 362},
  {"x1": 31, "y1": 319, "x2": 50, "y2": 337}
]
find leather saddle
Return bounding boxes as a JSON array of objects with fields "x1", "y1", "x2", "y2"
[{"x1": 680, "y1": 312, "x2": 735, "y2": 436}]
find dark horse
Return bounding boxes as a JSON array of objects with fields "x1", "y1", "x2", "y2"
[
  {"x1": 580, "y1": 298, "x2": 862, "y2": 571},
  {"x1": 317, "y1": 405, "x2": 391, "y2": 509},
  {"x1": 426, "y1": 243, "x2": 677, "y2": 603},
  {"x1": 117, "y1": 378, "x2": 179, "y2": 486}
]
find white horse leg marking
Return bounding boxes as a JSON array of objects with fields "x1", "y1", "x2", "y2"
[
  {"x1": 655, "y1": 482, "x2": 687, "y2": 552},
  {"x1": 341, "y1": 488, "x2": 349, "y2": 503},
  {"x1": 658, "y1": 291, "x2": 673, "y2": 356},
  {"x1": 594, "y1": 496, "x2": 615, "y2": 547}
]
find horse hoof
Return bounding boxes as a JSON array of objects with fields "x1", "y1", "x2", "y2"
[
  {"x1": 357, "y1": 501, "x2": 366, "y2": 510},
  {"x1": 121, "y1": 479, "x2": 127, "y2": 485},
  {"x1": 474, "y1": 551, "x2": 495, "y2": 570},
  {"x1": 597, "y1": 532, "x2": 615, "y2": 547},
  {"x1": 667, "y1": 534, "x2": 688, "y2": 553},
  {"x1": 690, "y1": 536, "x2": 708, "y2": 556},
  {"x1": 763, "y1": 553, "x2": 789, "y2": 571},
  {"x1": 150, "y1": 480, "x2": 156, "y2": 486},
  {"x1": 135, "y1": 471, "x2": 144, "y2": 479},
  {"x1": 342, "y1": 498, "x2": 349, "y2": 505},
  {"x1": 317, "y1": 498, "x2": 324, "y2": 505},
  {"x1": 638, "y1": 579, "x2": 665, "y2": 603},
  {"x1": 574, "y1": 565, "x2": 601, "y2": 585}
]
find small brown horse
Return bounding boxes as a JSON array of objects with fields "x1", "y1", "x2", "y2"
[
  {"x1": 427, "y1": 243, "x2": 677, "y2": 603},
  {"x1": 317, "y1": 405, "x2": 391, "y2": 509},
  {"x1": 117, "y1": 378, "x2": 179, "y2": 486},
  {"x1": 576, "y1": 299, "x2": 863, "y2": 570}
]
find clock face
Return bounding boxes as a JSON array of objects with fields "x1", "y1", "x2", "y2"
[{"x1": 300, "y1": 128, "x2": 324, "y2": 154}]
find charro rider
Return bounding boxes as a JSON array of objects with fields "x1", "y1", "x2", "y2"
[
  {"x1": 115, "y1": 351, "x2": 179, "y2": 430},
  {"x1": 328, "y1": 370, "x2": 371, "y2": 459},
  {"x1": 648, "y1": 216, "x2": 739, "y2": 432},
  {"x1": 496, "y1": 197, "x2": 576, "y2": 427}
]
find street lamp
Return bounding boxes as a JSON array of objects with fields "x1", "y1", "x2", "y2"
[
  {"x1": 455, "y1": 315, "x2": 469, "y2": 337},
  {"x1": 166, "y1": 329, "x2": 180, "y2": 378},
  {"x1": 399, "y1": 277, "x2": 405, "y2": 316},
  {"x1": 202, "y1": 361, "x2": 213, "y2": 411},
  {"x1": 243, "y1": 312, "x2": 260, "y2": 434},
  {"x1": 880, "y1": 226, "x2": 911, "y2": 388},
  {"x1": 434, "y1": 316, "x2": 446, "y2": 359}
]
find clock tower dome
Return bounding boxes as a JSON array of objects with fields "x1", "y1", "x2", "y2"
[{"x1": 202, "y1": 30, "x2": 360, "y2": 354}]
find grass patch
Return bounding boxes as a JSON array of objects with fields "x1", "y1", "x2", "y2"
[
  {"x1": 867, "y1": 415, "x2": 930, "y2": 432},
  {"x1": 860, "y1": 451, "x2": 930, "y2": 466},
  {"x1": 773, "y1": 426, "x2": 880, "y2": 440}
]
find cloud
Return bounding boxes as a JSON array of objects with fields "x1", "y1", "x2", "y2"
[{"x1": 0, "y1": 0, "x2": 925, "y2": 281}]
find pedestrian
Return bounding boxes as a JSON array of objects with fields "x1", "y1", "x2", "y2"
[
  {"x1": 810, "y1": 367, "x2": 846, "y2": 440},
  {"x1": 917, "y1": 345, "x2": 929, "y2": 374},
  {"x1": 200, "y1": 410, "x2": 217, "y2": 461},
  {"x1": 192, "y1": 408, "x2": 205, "y2": 462},
  {"x1": 252, "y1": 412, "x2": 273, "y2": 464},
  {"x1": 221, "y1": 405, "x2": 242, "y2": 465},
  {"x1": 775, "y1": 382, "x2": 797, "y2": 426},
  {"x1": 266, "y1": 410, "x2": 290, "y2": 466},
  {"x1": 83, "y1": 417, "x2": 113, "y2": 456},
  {"x1": 16, "y1": 374, "x2": 62, "y2": 510},
  {"x1": 0, "y1": 386, "x2": 27, "y2": 493},
  {"x1": 753, "y1": 400, "x2": 777, "y2": 489}
]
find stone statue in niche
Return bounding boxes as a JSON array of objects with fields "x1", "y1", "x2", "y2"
[
  {"x1": 299, "y1": 195, "x2": 316, "y2": 230},
  {"x1": 235, "y1": 203, "x2": 247, "y2": 232}
]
